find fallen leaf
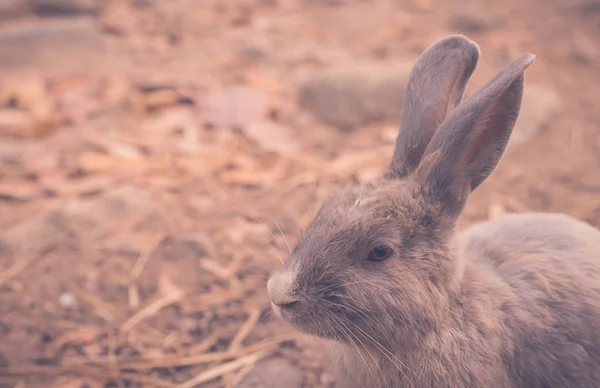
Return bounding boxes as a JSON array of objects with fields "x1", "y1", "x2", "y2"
[
  {"x1": 205, "y1": 87, "x2": 267, "y2": 129},
  {"x1": 0, "y1": 109, "x2": 36, "y2": 132},
  {"x1": 144, "y1": 347, "x2": 166, "y2": 359},
  {"x1": 82, "y1": 342, "x2": 104, "y2": 357},
  {"x1": 158, "y1": 274, "x2": 185, "y2": 298},
  {"x1": 53, "y1": 326, "x2": 102, "y2": 350},
  {"x1": 0, "y1": 71, "x2": 53, "y2": 120},
  {"x1": 0, "y1": 181, "x2": 40, "y2": 202},
  {"x1": 243, "y1": 120, "x2": 299, "y2": 156},
  {"x1": 57, "y1": 90, "x2": 100, "y2": 124},
  {"x1": 98, "y1": 1, "x2": 139, "y2": 35},
  {"x1": 49, "y1": 378, "x2": 103, "y2": 388},
  {"x1": 488, "y1": 204, "x2": 507, "y2": 220},
  {"x1": 220, "y1": 169, "x2": 263, "y2": 186},
  {"x1": 78, "y1": 152, "x2": 163, "y2": 174}
]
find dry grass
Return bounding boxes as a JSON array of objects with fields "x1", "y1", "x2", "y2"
[{"x1": 0, "y1": 0, "x2": 599, "y2": 387}]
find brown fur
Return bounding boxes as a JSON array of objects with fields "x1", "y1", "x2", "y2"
[{"x1": 266, "y1": 35, "x2": 600, "y2": 388}]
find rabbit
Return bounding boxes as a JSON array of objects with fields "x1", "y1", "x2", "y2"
[{"x1": 266, "y1": 34, "x2": 600, "y2": 388}]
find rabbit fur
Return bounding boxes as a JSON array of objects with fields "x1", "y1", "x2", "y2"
[{"x1": 266, "y1": 34, "x2": 600, "y2": 388}]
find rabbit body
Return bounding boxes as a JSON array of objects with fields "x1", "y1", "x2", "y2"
[
  {"x1": 331, "y1": 213, "x2": 600, "y2": 388},
  {"x1": 266, "y1": 35, "x2": 600, "y2": 388}
]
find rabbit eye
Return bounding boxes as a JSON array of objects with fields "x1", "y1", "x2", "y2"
[{"x1": 367, "y1": 245, "x2": 392, "y2": 262}]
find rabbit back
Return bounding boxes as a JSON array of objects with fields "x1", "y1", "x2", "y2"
[{"x1": 457, "y1": 212, "x2": 600, "y2": 387}]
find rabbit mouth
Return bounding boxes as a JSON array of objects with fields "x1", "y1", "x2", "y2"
[
  {"x1": 270, "y1": 299, "x2": 374, "y2": 344},
  {"x1": 270, "y1": 299, "x2": 339, "y2": 338}
]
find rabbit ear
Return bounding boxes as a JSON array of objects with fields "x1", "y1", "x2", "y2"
[
  {"x1": 386, "y1": 35, "x2": 480, "y2": 179},
  {"x1": 415, "y1": 52, "x2": 536, "y2": 218}
]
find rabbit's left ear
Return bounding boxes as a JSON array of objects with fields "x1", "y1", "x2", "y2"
[
  {"x1": 386, "y1": 35, "x2": 480, "y2": 179},
  {"x1": 414, "y1": 52, "x2": 535, "y2": 218}
]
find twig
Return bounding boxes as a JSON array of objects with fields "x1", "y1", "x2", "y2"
[
  {"x1": 178, "y1": 349, "x2": 272, "y2": 388},
  {"x1": 224, "y1": 362, "x2": 255, "y2": 388},
  {"x1": 118, "y1": 372, "x2": 179, "y2": 388},
  {"x1": 180, "y1": 290, "x2": 243, "y2": 314},
  {"x1": 72, "y1": 286, "x2": 119, "y2": 326},
  {"x1": 187, "y1": 332, "x2": 220, "y2": 356},
  {"x1": 107, "y1": 329, "x2": 125, "y2": 388},
  {"x1": 0, "y1": 365, "x2": 177, "y2": 388},
  {"x1": 129, "y1": 234, "x2": 164, "y2": 309},
  {"x1": 121, "y1": 290, "x2": 185, "y2": 332},
  {"x1": 227, "y1": 308, "x2": 261, "y2": 353},
  {"x1": 61, "y1": 334, "x2": 294, "y2": 370},
  {"x1": 0, "y1": 256, "x2": 36, "y2": 286}
]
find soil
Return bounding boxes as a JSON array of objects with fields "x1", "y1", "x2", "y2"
[{"x1": 0, "y1": 0, "x2": 599, "y2": 387}]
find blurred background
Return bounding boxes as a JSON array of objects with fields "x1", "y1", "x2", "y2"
[{"x1": 0, "y1": 0, "x2": 599, "y2": 387}]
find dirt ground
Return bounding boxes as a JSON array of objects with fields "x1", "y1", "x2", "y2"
[{"x1": 0, "y1": 0, "x2": 599, "y2": 387}]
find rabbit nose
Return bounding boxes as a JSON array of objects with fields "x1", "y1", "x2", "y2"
[{"x1": 267, "y1": 271, "x2": 298, "y2": 307}]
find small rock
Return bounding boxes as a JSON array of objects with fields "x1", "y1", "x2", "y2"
[
  {"x1": 29, "y1": 0, "x2": 100, "y2": 16},
  {"x1": 59, "y1": 186, "x2": 158, "y2": 238},
  {"x1": 131, "y1": 0, "x2": 154, "y2": 7},
  {"x1": 281, "y1": 43, "x2": 350, "y2": 66},
  {"x1": 506, "y1": 85, "x2": 562, "y2": 154},
  {"x1": 568, "y1": 31, "x2": 599, "y2": 64},
  {"x1": 0, "y1": 109, "x2": 36, "y2": 136},
  {"x1": 238, "y1": 357, "x2": 304, "y2": 388},
  {"x1": 236, "y1": 33, "x2": 270, "y2": 62},
  {"x1": 0, "y1": 0, "x2": 30, "y2": 19},
  {"x1": 151, "y1": 235, "x2": 208, "y2": 261},
  {"x1": 409, "y1": 0, "x2": 431, "y2": 12},
  {"x1": 0, "y1": 17, "x2": 107, "y2": 75},
  {"x1": 2, "y1": 208, "x2": 79, "y2": 257},
  {"x1": 447, "y1": 12, "x2": 504, "y2": 34},
  {"x1": 243, "y1": 120, "x2": 299, "y2": 156},
  {"x1": 98, "y1": 1, "x2": 138, "y2": 36},
  {"x1": 2, "y1": 185, "x2": 158, "y2": 256},
  {"x1": 298, "y1": 64, "x2": 412, "y2": 132},
  {"x1": 58, "y1": 291, "x2": 77, "y2": 308}
]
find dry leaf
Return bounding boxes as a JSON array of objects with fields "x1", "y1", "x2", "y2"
[
  {"x1": 82, "y1": 342, "x2": 105, "y2": 358},
  {"x1": 0, "y1": 108, "x2": 59, "y2": 139},
  {"x1": 57, "y1": 91, "x2": 100, "y2": 124},
  {"x1": 135, "y1": 88, "x2": 185, "y2": 113},
  {"x1": 0, "y1": 71, "x2": 53, "y2": 120},
  {"x1": 158, "y1": 274, "x2": 185, "y2": 299},
  {"x1": 49, "y1": 378, "x2": 103, "y2": 388},
  {"x1": 243, "y1": 120, "x2": 299, "y2": 156},
  {"x1": 220, "y1": 169, "x2": 263, "y2": 186},
  {"x1": 53, "y1": 326, "x2": 102, "y2": 350},
  {"x1": 99, "y1": 1, "x2": 139, "y2": 35},
  {"x1": 0, "y1": 181, "x2": 40, "y2": 201},
  {"x1": 144, "y1": 347, "x2": 166, "y2": 359},
  {"x1": 488, "y1": 204, "x2": 508, "y2": 220},
  {"x1": 410, "y1": 0, "x2": 431, "y2": 12},
  {"x1": 78, "y1": 152, "x2": 163, "y2": 174},
  {"x1": 0, "y1": 109, "x2": 36, "y2": 132},
  {"x1": 205, "y1": 87, "x2": 267, "y2": 129}
]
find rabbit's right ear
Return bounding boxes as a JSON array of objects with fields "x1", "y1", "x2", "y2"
[
  {"x1": 414, "y1": 52, "x2": 535, "y2": 220},
  {"x1": 386, "y1": 35, "x2": 480, "y2": 179}
]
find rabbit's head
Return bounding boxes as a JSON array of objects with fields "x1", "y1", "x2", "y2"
[{"x1": 267, "y1": 35, "x2": 535, "y2": 349}]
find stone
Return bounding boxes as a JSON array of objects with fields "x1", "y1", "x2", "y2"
[
  {"x1": 506, "y1": 85, "x2": 562, "y2": 154},
  {"x1": 238, "y1": 357, "x2": 304, "y2": 388},
  {"x1": 59, "y1": 185, "x2": 157, "y2": 238},
  {"x1": 29, "y1": 0, "x2": 100, "y2": 15},
  {"x1": 447, "y1": 11, "x2": 505, "y2": 34},
  {"x1": 0, "y1": 17, "x2": 107, "y2": 75},
  {"x1": 151, "y1": 235, "x2": 208, "y2": 261},
  {"x1": 2, "y1": 208, "x2": 79, "y2": 258},
  {"x1": 0, "y1": 0, "x2": 29, "y2": 19},
  {"x1": 1, "y1": 185, "x2": 158, "y2": 256},
  {"x1": 298, "y1": 63, "x2": 413, "y2": 131}
]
